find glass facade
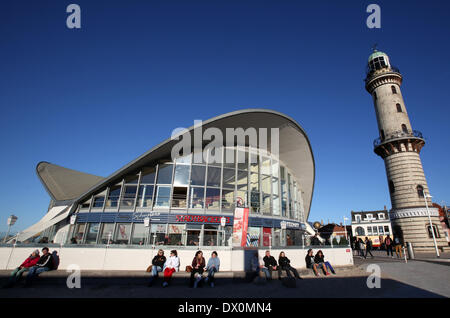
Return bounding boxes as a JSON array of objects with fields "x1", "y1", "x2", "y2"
[{"x1": 70, "y1": 146, "x2": 307, "y2": 246}]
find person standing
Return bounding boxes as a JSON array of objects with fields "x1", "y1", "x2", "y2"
[
  {"x1": 148, "y1": 249, "x2": 166, "y2": 286},
  {"x1": 278, "y1": 251, "x2": 302, "y2": 280},
  {"x1": 384, "y1": 235, "x2": 394, "y2": 258},
  {"x1": 262, "y1": 250, "x2": 278, "y2": 280},
  {"x1": 205, "y1": 251, "x2": 220, "y2": 287},
  {"x1": 190, "y1": 250, "x2": 206, "y2": 288},
  {"x1": 358, "y1": 238, "x2": 366, "y2": 257},
  {"x1": 162, "y1": 250, "x2": 179, "y2": 287},
  {"x1": 394, "y1": 236, "x2": 403, "y2": 258},
  {"x1": 364, "y1": 237, "x2": 374, "y2": 259}
]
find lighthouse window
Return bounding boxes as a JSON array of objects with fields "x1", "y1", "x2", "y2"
[
  {"x1": 401, "y1": 124, "x2": 408, "y2": 134},
  {"x1": 391, "y1": 86, "x2": 397, "y2": 94},
  {"x1": 417, "y1": 185, "x2": 424, "y2": 198},
  {"x1": 396, "y1": 103, "x2": 402, "y2": 112},
  {"x1": 427, "y1": 225, "x2": 440, "y2": 238}
]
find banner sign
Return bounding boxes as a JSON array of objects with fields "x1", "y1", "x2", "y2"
[
  {"x1": 263, "y1": 227, "x2": 271, "y2": 246},
  {"x1": 232, "y1": 207, "x2": 250, "y2": 247}
]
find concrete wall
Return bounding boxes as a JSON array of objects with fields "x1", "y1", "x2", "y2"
[{"x1": 0, "y1": 246, "x2": 353, "y2": 271}]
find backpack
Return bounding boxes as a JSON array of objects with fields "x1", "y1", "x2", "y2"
[{"x1": 51, "y1": 251, "x2": 60, "y2": 270}]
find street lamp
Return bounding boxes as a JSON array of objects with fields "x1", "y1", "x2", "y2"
[
  {"x1": 4, "y1": 215, "x2": 18, "y2": 243},
  {"x1": 424, "y1": 192, "x2": 440, "y2": 257}
]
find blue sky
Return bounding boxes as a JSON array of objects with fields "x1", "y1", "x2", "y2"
[{"x1": 1, "y1": 0, "x2": 449, "y2": 232}]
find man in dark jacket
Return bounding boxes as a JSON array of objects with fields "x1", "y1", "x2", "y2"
[
  {"x1": 24, "y1": 247, "x2": 54, "y2": 286},
  {"x1": 262, "y1": 250, "x2": 278, "y2": 280},
  {"x1": 384, "y1": 235, "x2": 394, "y2": 257},
  {"x1": 148, "y1": 249, "x2": 166, "y2": 286},
  {"x1": 364, "y1": 237, "x2": 374, "y2": 259}
]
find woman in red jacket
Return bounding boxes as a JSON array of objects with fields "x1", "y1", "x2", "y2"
[{"x1": 3, "y1": 249, "x2": 40, "y2": 288}]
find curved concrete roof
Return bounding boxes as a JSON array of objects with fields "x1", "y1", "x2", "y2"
[
  {"x1": 36, "y1": 162, "x2": 105, "y2": 201},
  {"x1": 70, "y1": 109, "x2": 315, "y2": 219}
]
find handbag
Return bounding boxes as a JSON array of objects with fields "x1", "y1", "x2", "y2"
[
  {"x1": 186, "y1": 265, "x2": 193, "y2": 272},
  {"x1": 146, "y1": 265, "x2": 153, "y2": 273}
]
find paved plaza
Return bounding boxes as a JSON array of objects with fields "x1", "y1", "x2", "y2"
[{"x1": 1, "y1": 250, "x2": 448, "y2": 298}]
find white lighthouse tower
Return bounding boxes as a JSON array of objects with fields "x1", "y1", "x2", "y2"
[{"x1": 365, "y1": 49, "x2": 447, "y2": 253}]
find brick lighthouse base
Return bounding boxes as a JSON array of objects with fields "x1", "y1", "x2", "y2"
[{"x1": 390, "y1": 207, "x2": 448, "y2": 253}]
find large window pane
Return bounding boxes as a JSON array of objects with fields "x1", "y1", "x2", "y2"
[
  {"x1": 156, "y1": 164, "x2": 173, "y2": 184},
  {"x1": 173, "y1": 164, "x2": 190, "y2": 186},
  {"x1": 251, "y1": 191, "x2": 260, "y2": 213},
  {"x1": 114, "y1": 223, "x2": 131, "y2": 244},
  {"x1": 250, "y1": 172, "x2": 259, "y2": 192},
  {"x1": 187, "y1": 224, "x2": 201, "y2": 246},
  {"x1": 189, "y1": 187, "x2": 204, "y2": 209},
  {"x1": 237, "y1": 149, "x2": 248, "y2": 170},
  {"x1": 154, "y1": 186, "x2": 171, "y2": 208},
  {"x1": 207, "y1": 166, "x2": 221, "y2": 187},
  {"x1": 141, "y1": 167, "x2": 156, "y2": 184},
  {"x1": 224, "y1": 148, "x2": 235, "y2": 168},
  {"x1": 106, "y1": 185, "x2": 121, "y2": 208},
  {"x1": 168, "y1": 224, "x2": 184, "y2": 245},
  {"x1": 92, "y1": 196, "x2": 105, "y2": 208},
  {"x1": 99, "y1": 223, "x2": 115, "y2": 244},
  {"x1": 131, "y1": 223, "x2": 148, "y2": 245},
  {"x1": 222, "y1": 168, "x2": 235, "y2": 189},
  {"x1": 221, "y1": 189, "x2": 235, "y2": 212},
  {"x1": 203, "y1": 225, "x2": 219, "y2": 246},
  {"x1": 206, "y1": 147, "x2": 223, "y2": 167},
  {"x1": 261, "y1": 157, "x2": 271, "y2": 175},
  {"x1": 205, "y1": 188, "x2": 220, "y2": 210},
  {"x1": 137, "y1": 185, "x2": 154, "y2": 207},
  {"x1": 172, "y1": 187, "x2": 187, "y2": 208},
  {"x1": 120, "y1": 185, "x2": 137, "y2": 208},
  {"x1": 85, "y1": 223, "x2": 99, "y2": 244},
  {"x1": 190, "y1": 165, "x2": 206, "y2": 186},
  {"x1": 124, "y1": 173, "x2": 139, "y2": 184},
  {"x1": 73, "y1": 224, "x2": 86, "y2": 243},
  {"x1": 236, "y1": 170, "x2": 248, "y2": 191},
  {"x1": 150, "y1": 224, "x2": 167, "y2": 245}
]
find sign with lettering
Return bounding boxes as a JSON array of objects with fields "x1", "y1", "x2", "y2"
[{"x1": 175, "y1": 214, "x2": 231, "y2": 224}]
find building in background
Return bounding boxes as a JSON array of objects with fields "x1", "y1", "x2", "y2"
[
  {"x1": 364, "y1": 49, "x2": 448, "y2": 252},
  {"x1": 433, "y1": 203, "x2": 450, "y2": 246},
  {"x1": 13, "y1": 109, "x2": 315, "y2": 248},
  {"x1": 351, "y1": 209, "x2": 392, "y2": 248}
]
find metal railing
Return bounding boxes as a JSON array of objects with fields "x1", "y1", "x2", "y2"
[
  {"x1": 365, "y1": 65, "x2": 401, "y2": 81},
  {"x1": 373, "y1": 129, "x2": 424, "y2": 147}
]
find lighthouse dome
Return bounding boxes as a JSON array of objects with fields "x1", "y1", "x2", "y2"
[{"x1": 368, "y1": 50, "x2": 391, "y2": 72}]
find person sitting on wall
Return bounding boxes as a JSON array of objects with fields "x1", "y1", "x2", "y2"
[
  {"x1": 305, "y1": 249, "x2": 319, "y2": 276},
  {"x1": 314, "y1": 250, "x2": 335, "y2": 276},
  {"x1": 278, "y1": 251, "x2": 302, "y2": 280},
  {"x1": 204, "y1": 251, "x2": 220, "y2": 287},
  {"x1": 189, "y1": 250, "x2": 206, "y2": 288},
  {"x1": 249, "y1": 252, "x2": 271, "y2": 282},
  {"x1": 2, "y1": 249, "x2": 40, "y2": 288},
  {"x1": 148, "y1": 249, "x2": 166, "y2": 287},
  {"x1": 262, "y1": 250, "x2": 278, "y2": 280},
  {"x1": 70, "y1": 237, "x2": 78, "y2": 244},
  {"x1": 24, "y1": 247, "x2": 54, "y2": 287},
  {"x1": 162, "y1": 250, "x2": 179, "y2": 287}
]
